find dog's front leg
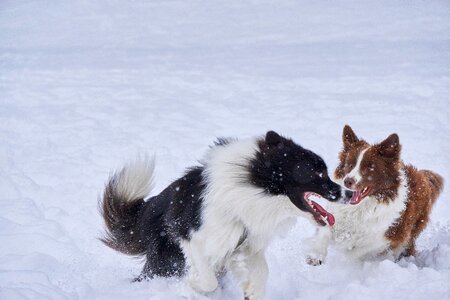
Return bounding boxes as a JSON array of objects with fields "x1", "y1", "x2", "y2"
[
  {"x1": 305, "y1": 226, "x2": 332, "y2": 266},
  {"x1": 182, "y1": 239, "x2": 218, "y2": 293},
  {"x1": 230, "y1": 249, "x2": 268, "y2": 300}
]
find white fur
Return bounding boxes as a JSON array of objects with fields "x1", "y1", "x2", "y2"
[
  {"x1": 344, "y1": 148, "x2": 368, "y2": 184},
  {"x1": 307, "y1": 168, "x2": 409, "y2": 262},
  {"x1": 114, "y1": 155, "x2": 155, "y2": 201},
  {"x1": 181, "y1": 138, "x2": 310, "y2": 299}
]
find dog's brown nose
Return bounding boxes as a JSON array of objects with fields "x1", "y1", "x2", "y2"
[{"x1": 344, "y1": 177, "x2": 356, "y2": 189}]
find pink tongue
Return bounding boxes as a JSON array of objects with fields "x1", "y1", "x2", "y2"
[
  {"x1": 311, "y1": 201, "x2": 335, "y2": 226},
  {"x1": 350, "y1": 191, "x2": 362, "y2": 205}
]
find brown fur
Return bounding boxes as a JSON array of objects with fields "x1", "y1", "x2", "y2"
[
  {"x1": 337, "y1": 125, "x2": 444, "y2": 257},
  {"x1": 385, "y1": 165, "x2": 443, "y2": 256}
]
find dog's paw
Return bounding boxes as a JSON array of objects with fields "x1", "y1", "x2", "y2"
[
  {"x1": 241, "y1": 280, "x2": 265, "y2": 300},
  {"x1": 305, "y1": 256, "x2": 323, "y2": 266},
  {"x1": 188, "y1": 273, "x2": 218, "y2": 293},
  {"x1": 244, "y1": 289, "x2": 262, "y2": 300}
]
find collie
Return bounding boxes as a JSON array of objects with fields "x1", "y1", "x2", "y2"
[
  {"x1": 100, "y1": 131, "x2": 348, "y2": 299},
  {"x1": 306, "y1": 125, "x2": 443, "y2": 265}
]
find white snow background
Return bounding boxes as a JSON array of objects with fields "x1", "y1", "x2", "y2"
[{"x1": 1, "y1": 0, "x2": 449, "y2": 299}]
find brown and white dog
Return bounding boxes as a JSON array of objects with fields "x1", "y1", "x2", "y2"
[{"x1": 306, "y1": 125, "x2": 444, "y2": 264}]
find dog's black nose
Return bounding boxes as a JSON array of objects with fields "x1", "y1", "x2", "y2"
[
  {"x1": 344, "y1": 177, "x2": 356, "y2": 189},
  {"x1": 345, "y1": 190, "x2": 354, "y2": 199}
]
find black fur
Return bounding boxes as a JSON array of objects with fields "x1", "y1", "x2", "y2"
[
  {"x1": 101, "y1": 166, "x2": 206, "y2": 279},
  {"x1": 138, "y1": 166, "x2": 206, "y2": 278},
  {"x1": 249, "y1": 131, "x2": 343, "y2": 213}
]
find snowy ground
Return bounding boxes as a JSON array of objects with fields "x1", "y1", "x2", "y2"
[{"x1": 1, "y1": 0, "x2": 449, "y2": 299}]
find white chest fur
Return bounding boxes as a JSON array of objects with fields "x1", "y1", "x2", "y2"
[
  {"x1": 190, "y1": 138, "x2": 305, "y2": 267},
  {"x1": 328, "y1": 170, "x2": 409, "y2": 259}
]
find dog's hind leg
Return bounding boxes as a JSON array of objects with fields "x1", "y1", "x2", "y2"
[{"x1": 305, "y1": 226, "x2": 332, "y2": 266}]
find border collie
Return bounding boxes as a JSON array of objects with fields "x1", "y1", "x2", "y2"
[
  {"x1": 100, "y1": 131, "x2": 348, "y2": 299},
  {"x1": 306, "y1": 125, "x2": 443, "y2": 265}
]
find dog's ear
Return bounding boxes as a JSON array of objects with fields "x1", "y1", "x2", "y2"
[
  {"x1": 265, "y1": 130, "x2": 282, "y2": 147},
  {"x1": 343, "y1": 125, "x2": 359, "y2": 150},
  {"x1": 376, "y1": 133, "x2": 401, "y2": 159}
]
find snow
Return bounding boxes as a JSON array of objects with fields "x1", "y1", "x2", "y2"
[{"x1": 1, "y1": 0, "x2": 449, "y2": 299}]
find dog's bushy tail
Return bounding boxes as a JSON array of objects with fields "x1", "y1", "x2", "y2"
[
  {"x1": 422, "y1": 170, "x2": 444, "y2": 203},
  {"x1": 99, "y1": 156, "x2": 155, "y2": 256}
]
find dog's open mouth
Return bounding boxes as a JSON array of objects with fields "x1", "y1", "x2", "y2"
[
  {"x1": 349, "y1": 186, "x2": 371, "y2": 205},
  {"x1": 303, "y1": 192, "x2": 335, "y2": 226}
]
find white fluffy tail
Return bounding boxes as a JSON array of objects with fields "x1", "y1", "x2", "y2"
[
  {"x1": 114, "y1": 155, "x2": 155, "y2": 202},
  {"x1": 100, "y1": 155, "x2": 155, "y2": 255}
]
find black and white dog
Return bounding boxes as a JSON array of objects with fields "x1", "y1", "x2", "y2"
[{"x1": 100, "y1": 131, "x2": 348, "y2": 299}]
